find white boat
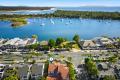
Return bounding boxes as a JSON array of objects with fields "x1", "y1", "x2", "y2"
[
  {"x1": 65, "y1": 23, "x2": 69, "y2": 25},
  {"x1": 61, "y1": 19, "x2": 64, "y2": 22},
  {"x1": 40, "y1": 23, "x2": 45, "y2": 26},
  {"x1": 50, "y1": 19, "x2": 55, "y2": 24}
]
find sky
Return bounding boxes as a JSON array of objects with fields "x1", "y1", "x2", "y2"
[{"x1": 0, "y1": 0, "x2": 120, "y2": 7}]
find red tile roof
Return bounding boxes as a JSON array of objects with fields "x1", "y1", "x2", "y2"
[
  {"x1": 48, "y1": 64, "x2": 58, "y2": 72},
  {"x1": 47, "y1": 62, "x2": 69, "y2": 80},
  {"x1": 58, "y1": 65, "x2": 69, "y2": 80}
]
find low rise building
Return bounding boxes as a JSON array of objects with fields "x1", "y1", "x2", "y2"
[
  {"x1": 4, "y1": 38, "x2": 20, "y2": 45},
  {"x1": 80, "y1": 40, "x2": 97, "y2": 50},
  {"x1": 27, "y1": 38, "x2": 37, "y2": 45},
  {"x1": 3, "y1": 65, "x2": 15, "y2": 79},
  {"x1": 93, "y1": 37, "x2": 114, "y2": 49},
  {"x1": 99, "y1": 37, "x2": 113, "y2": 45},
  {"x1": 0, "y1": 38, "x2": 37, "y2": 51},
  {"x1": 15, "y1": 39, "x2": 28, "y2": 47},
  {"x1": 2, "y1": 63, "x2": 45, "y2": 80},
  {"x1": 4, "y1": 38, "x2": 37, "y2": 46},
  {"x1": 17, "y1": 64, "x2": 31, "y2": 80},
  {"x1": 31, "y1": 63, "x2": 44, "y2": 80}
]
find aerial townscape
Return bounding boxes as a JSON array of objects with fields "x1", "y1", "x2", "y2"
[{"x1": 0, "y1": 0, "x2": 120, "y2": 80}]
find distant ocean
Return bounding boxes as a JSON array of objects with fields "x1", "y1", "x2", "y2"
[{"x1": 57, "y1": 6, "x2": 120, "y2": 12}]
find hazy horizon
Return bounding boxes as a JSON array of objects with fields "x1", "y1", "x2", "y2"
[
  {"x1": 0, "y1": 0, "x2": 120, "y2": 7},
  {"x1": 0, "y1": 5, "x2": 120, "y2": 8}
]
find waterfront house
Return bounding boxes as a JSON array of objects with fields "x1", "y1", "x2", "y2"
[
  {"x1": 99, "y1": 37, "x2": 113, "y2": 45},
  {"x1": 4, "y1": 38, "x2": 20, "y2": 45},
  {"x1": 2, "y1": 38, "x2": 22, "y2": 50},
  {"x1": 27, "y1": 38, "x2": 37, "y2": 45},
  {"x1": 0, "y1": 38, "x2": 37, "y2": 51},
  {"x1": 93, "y1": 38, "x2": 103, "y2": 48},
  {"x1": 15, "y1": 39, "x2": 28, "y2": 47},
  {"x1": 80, "y1": 40, "x2": 97, "y2": 50},
  {"x1": 31, "y1": 63, "x2": 44, "y2": 80},
  {"x1": 93, "y1": 37, "x2": 114, "y2": 49},
  {"x1": 4, "y1": 38, "x2": 36, "y2": 46},
  {"x1": 47, "y1": 61, "x2": 69, "y2": 80}
]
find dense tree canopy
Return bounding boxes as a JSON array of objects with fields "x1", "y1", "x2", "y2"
[{"x1": 1, "y1": 10, "x2": 120, "y2": 20}]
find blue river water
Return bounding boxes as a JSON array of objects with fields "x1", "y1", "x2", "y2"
[{"x1": 0, "y1": 18, "x2": 120, "y2": 41}]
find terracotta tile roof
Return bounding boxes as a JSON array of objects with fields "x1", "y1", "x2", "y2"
[
  {"x1": 47, "y1": 62, "x2": 69, "y2": 80},
  {"x1": 58, "y1": 65, "x2": 69, "y2": 80},
  {"x1": 48, "y1": 64, "x2": 58, "y2": 72}
]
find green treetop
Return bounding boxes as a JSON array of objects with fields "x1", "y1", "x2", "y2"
[
  {"x1": 56, "y1": 37, "x2": 65, "y2": 46},
  {"x1": 73, "y1": 34, "x2": 80, "y2": 43},
  {"x1": 48, "y1": 39, "x2": 55, "y2": 49},
  {"x1": 32, "y1": 34, "x2": 38, "y2": 39}
]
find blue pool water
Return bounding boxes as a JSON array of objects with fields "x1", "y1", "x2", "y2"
[{"x1": 0, "y1": 18, "x2": 120, "y2": 41}]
